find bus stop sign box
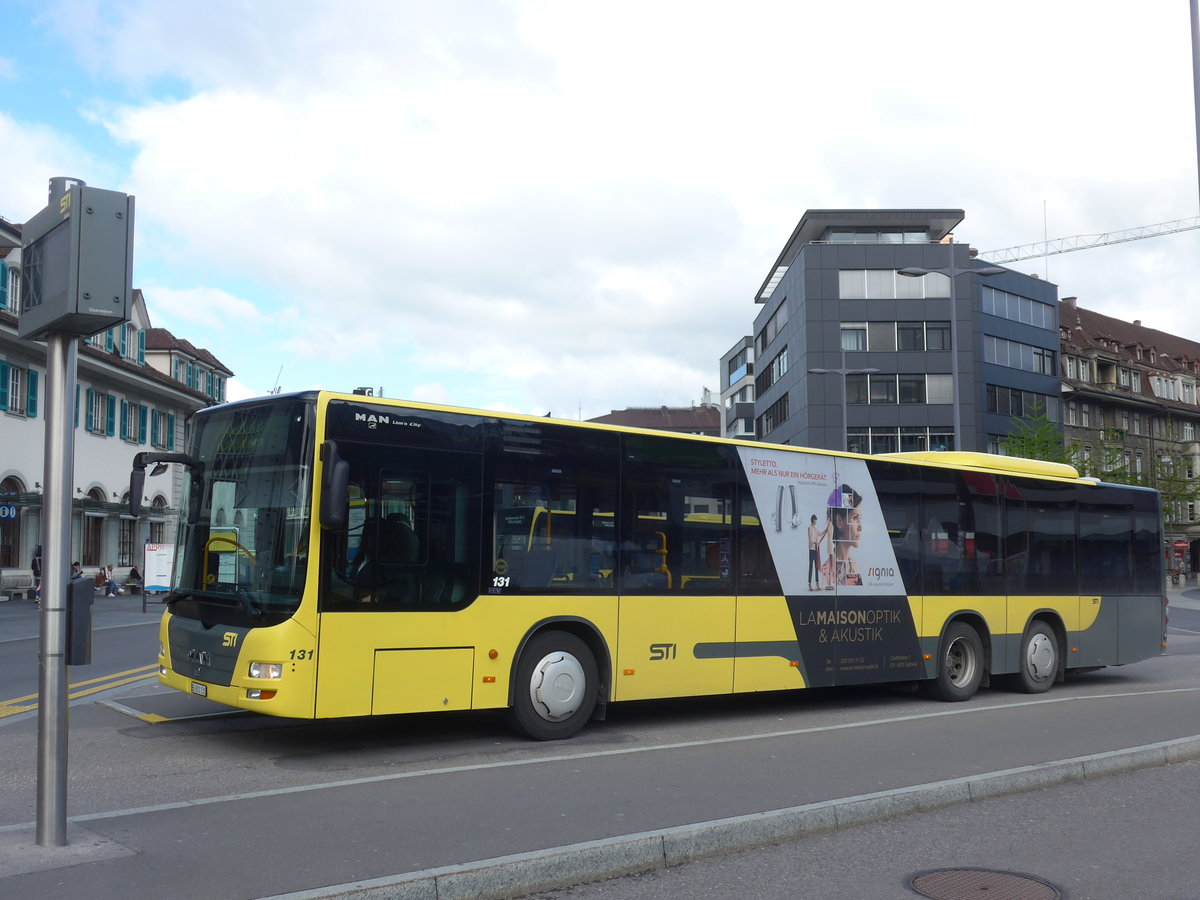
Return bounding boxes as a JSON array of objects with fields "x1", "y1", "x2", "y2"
[{"x1": 18, "y1": 184, "x2": 134, "y2": 341}]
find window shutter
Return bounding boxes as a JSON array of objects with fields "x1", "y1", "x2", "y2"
[
  {"x1": 0, "y1": 261, "x2": 7, "y2": 310},
  {"x1": 106, "y1": 329, "x2": 114, "y2": 353},
  {"x1": 27, "y1": 369, "x2": 38, "y2": 418},
  {"x1": 137, "y1": 330, "x2": 146, "y2": 365},
  {"x1": 138, "y1": 405, "x2": 148, "y2": 444},
  {"x1": 106, "y1": 394, "x2": 116, "y2": 436},
  {"x1": 120, "y1": 399, "x2": 129, "y2": 439},
  {"x1": 120, "y1": 327, "x2": 128, "y2": 358},
  {"x1": 167, "y1": 414, "x2": 176, "y2": 451},
  {"x1": 0, "y1": 361, "x2": 8, "y2": 411},
  {"x1": 74, "y1": 384, "x2": 80, "y2": 428},
  {"x1": 151, "y1": 411, "x2": 160, "y2": 447},
  {"x1": 86, "y1": 388, "x2": 95, "y2": 431}
]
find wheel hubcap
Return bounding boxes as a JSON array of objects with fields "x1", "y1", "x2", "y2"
[
  {"x1": 947, "y1": 638, "x2": 977, "y2": 686},
  {"x1": 1026, "y1": 633, "x2": 1055, "y2": 681},
  {"x1": 528, "y1": 651, "x2": 585, "y2": 721}
]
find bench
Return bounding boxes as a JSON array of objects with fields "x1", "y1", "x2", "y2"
[
  {"x1": 85, "y1": 566, "x2": 142, "y2": 595},
  {"x1": 1, "y1": 569, "x2": 37, "y2": 602}
]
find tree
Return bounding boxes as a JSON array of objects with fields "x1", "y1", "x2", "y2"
[
  {"x1": 1068, "y1": 427, "x2": 1132, "y2": 483},
  {"x1": 998, "y1": 399, "x2": 1069, "y2": 463}
]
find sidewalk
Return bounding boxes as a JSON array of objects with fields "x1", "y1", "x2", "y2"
[{"x1": 0, "y1": 590, "x2": 164, "y2": 644}]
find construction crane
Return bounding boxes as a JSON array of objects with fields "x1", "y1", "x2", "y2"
[{"x1": 977, "y1": 216, "x2": 1200, "y2": 263}]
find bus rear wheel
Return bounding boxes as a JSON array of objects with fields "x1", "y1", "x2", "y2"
[
  {"x1": 1015, "y1": 620, "x2": 1058, "y2": 694},
  {"x1": 507, "y1": 631, "x2": 599, "y2": 741},
  {"x1": 922, "y1": 621, "x2": 984, "y2": 702}
]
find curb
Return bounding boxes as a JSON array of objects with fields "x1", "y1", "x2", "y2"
[{"x1": 258, "y1": 734, "x2": 1200, "y2": 900}]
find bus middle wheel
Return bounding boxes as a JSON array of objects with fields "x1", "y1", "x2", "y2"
[
  {"x1": 507, "y1": 630, "x2": 599, "y2": 741},
  {"x1": 922, "y1": 620, "x2": 984, "y2": 702}
]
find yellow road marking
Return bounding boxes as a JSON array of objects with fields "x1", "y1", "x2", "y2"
[{"x1": 0, "y1": 664, "x2": 160, "y2": 718}]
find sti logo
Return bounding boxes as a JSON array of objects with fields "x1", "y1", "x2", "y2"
[{"x1": 649, "y1": 643, "x2": 677, "y2": 661}]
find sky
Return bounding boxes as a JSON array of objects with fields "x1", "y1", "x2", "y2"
[{"x1": 2, "y1": 0, "x2": 1198, "y2": 419}]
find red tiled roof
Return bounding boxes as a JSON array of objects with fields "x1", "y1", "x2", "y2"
[{"x1": 145, "y1": 327, "x2": 233, "y2": 375}]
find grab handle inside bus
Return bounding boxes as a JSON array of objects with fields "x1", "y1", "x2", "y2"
[{"x1": 320, "y1": 440, "x2": 350, "y2": 530}]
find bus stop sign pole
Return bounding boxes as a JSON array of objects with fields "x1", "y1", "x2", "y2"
[
  {"x1": 36, "y1": 333, "x2": 76, "y2": 847},
  {"x1": 21, "y1": 177, "x2": 134, "y2": 847}
]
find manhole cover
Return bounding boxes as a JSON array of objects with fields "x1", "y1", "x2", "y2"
[{"x1": 911, "y1": 868, "x2": 1062, "y2": 900}]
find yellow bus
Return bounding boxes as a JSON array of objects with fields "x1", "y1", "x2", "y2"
[{"x1": 132, "y1": 391, "x2": 1167, "y2": 740}]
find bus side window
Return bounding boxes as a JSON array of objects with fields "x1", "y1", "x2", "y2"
[
  {"x1": 323, "y1": 445, "x2": 480, "y2": 609},
  {"x1": 866, "y1": 460, "x2": 921, "y2": 593},
  {"x1": 487, "y1": 422, "x2": 619, "y2": 595}
]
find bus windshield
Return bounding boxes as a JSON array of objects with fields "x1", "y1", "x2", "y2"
[{"x1": 168, "y1": 396, "x2": 316, "y2": 627}]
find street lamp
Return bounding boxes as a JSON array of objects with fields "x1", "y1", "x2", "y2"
[
  {"x1": 809, "y1": 347, "x2": 879, "y2": 452},
  {"x1": 898, "y1": 257, "x2": 1005, "y2": 451}
]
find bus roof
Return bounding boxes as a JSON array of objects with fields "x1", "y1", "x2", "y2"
[{"x1": 878, "y1": 451, "x2": 1082, "y2": 481}]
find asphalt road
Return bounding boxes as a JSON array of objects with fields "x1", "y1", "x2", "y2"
[{"x1": 0, "y1": 586, "x2": 1198, "y2": 899}]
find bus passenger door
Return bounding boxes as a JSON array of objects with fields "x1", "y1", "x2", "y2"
[{"x1": 615, "y1": 593, "x2": 736, "y2": 701}]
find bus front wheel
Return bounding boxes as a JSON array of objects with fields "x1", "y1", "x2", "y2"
[
  {"x1": 922, "y1": 621, "x2": 984, "y2": 702},
  {"x1": 1015, "y1": 620, "x2": 1058, "y2": 694},
  {"x1": 507, "y1": 631, "x2": 599, "y2": 741}
]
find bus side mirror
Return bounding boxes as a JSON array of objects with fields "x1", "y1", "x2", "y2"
[
  {"x1": 320, "y1": 441, "x2": 349, "y2": 530},
  {"x1": 130, "y1": 451, "x2": 202, "y2": 520},
  {"x1": 129, "y1": 467, "x2": 146, "y2": 518}
]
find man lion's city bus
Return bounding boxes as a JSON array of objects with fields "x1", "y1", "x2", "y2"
[{"x1": 133, "y1": 391, "x2": 1167, "y2": 740}]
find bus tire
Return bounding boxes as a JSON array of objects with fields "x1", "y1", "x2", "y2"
[
  {"x1": 1015, "y1": 620, "x2": 1058, "y2": 694},
  {"x1": 922, "y1": 621, "x2": 984, "y2": 702},
  {"x1": 507, "y1": 631, "x2": 599, "y2": 741}
]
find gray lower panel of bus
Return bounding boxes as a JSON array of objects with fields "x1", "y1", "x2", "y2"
[
  {"x1": 934, "y1": 594, "x2": 1163, "y2": 678},
  {"x1": 167, "y1": 616, "x2": 249, "y2": 687}
]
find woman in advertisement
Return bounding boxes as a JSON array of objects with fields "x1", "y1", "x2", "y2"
[{"x1": 827, "y1": 484, "x2": 864, "y2": 586}]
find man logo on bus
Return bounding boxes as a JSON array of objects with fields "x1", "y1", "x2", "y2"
[{"x1": 354, "y1": 413, "x2": 423, "y2": 430}]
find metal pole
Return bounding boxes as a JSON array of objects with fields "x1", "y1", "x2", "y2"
[
  {"x1": 947, "y1": 244, "x2": 962, "y2": 451},
  {"x1": 839, "y1": 347, "x2": 849, "y2": 452},
  {"x1": 37, "y1": 333, "x2": 77, "y2": 847},
  {"x1": 1191, "y1": 0, "x2": 1200, "y2": 211}
]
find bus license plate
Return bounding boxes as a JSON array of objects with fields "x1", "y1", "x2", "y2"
[{"x1": 190, "y1": 681, "x2": 208, "y2": 697}]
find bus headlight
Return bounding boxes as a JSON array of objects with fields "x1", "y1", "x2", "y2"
[{"x1": 248, "y1": 662, "x2": 283, "y2": 679}]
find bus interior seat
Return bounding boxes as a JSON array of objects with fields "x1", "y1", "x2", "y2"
[
  {"x1": 504, "y1": 549, "x2": 557, "y2": 588},
  {"x1": 381, "y1": 513, "x2": 420, "y2": 563}
]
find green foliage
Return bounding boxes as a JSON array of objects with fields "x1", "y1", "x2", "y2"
[{"x1": 998, "y1": 399, "x2": 1068, "y2": 464}]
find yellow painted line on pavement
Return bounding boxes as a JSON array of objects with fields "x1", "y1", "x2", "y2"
[
  {"x1": 67, "y1": 671, "x2": 158, "y2": 700},
  {"x1": 0, "y1": 664, "x2": 159, "y2": 718},
  {"x1": 99, "y1": 700, "x2": 170, "y2": 724}
]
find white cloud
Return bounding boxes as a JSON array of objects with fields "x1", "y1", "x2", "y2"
[
  {"x1": 223, "y1": 378, "x2": 262, "y2": 402},
  {"x1": 0, "y1": 113, "x2": 116, "y2": 218},
  {"x1": 141, "y1": 284, "x2": 270, "y2": 332},
  {"x1": 11, "y1": 0, "x2": 1198, "y2": 420}
]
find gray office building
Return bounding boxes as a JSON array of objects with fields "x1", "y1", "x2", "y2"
[{"x1": 748, "y1": 209, "x2": 1060, "y2": 453}]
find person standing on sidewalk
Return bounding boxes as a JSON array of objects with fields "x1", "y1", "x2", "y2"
[{"x1": 31, "y1": 545, "x2": 42, "y2": 604}]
